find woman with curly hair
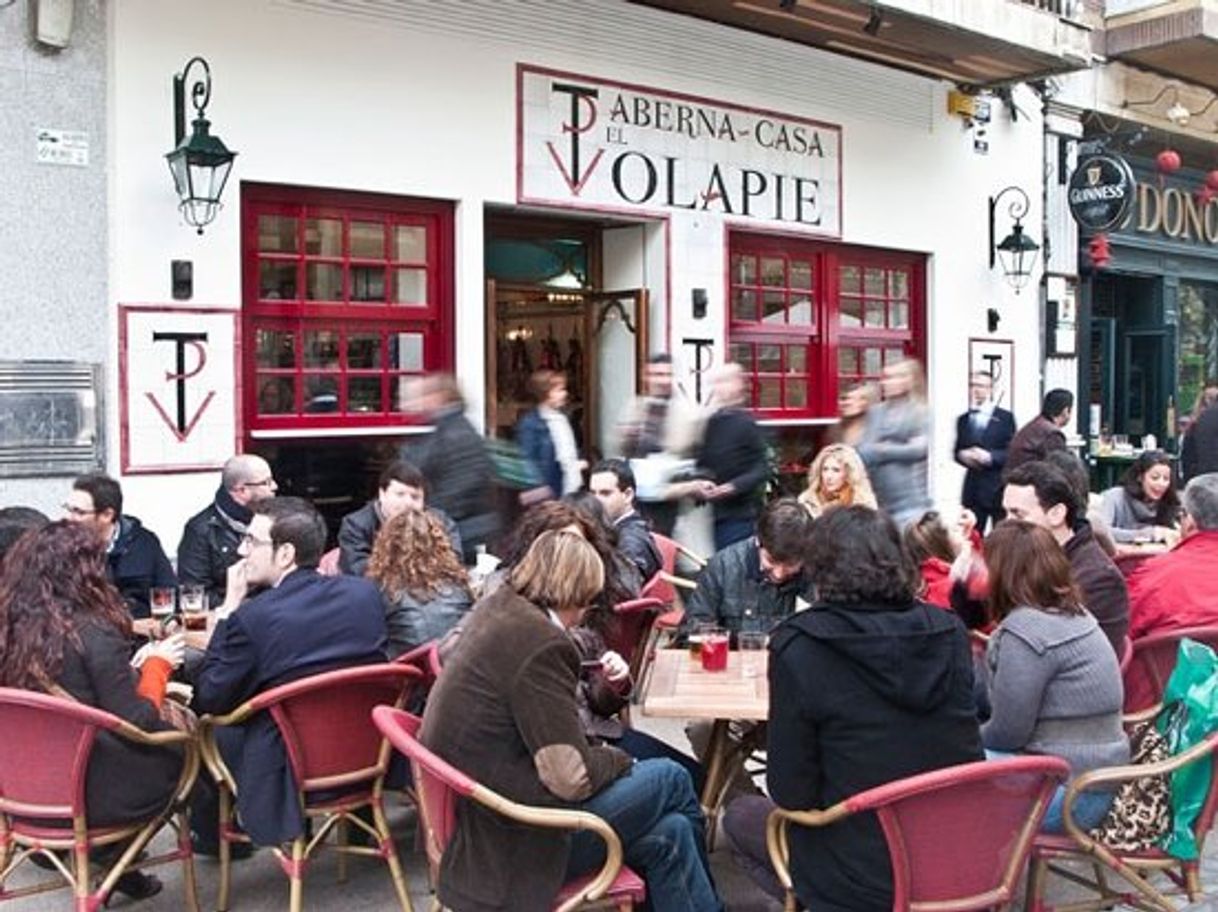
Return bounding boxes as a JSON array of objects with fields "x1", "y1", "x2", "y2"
[
  {"x1": 0, "y1": 521, "x2": 185, "y2": 901},
  {"x1": 798, "y1": 443, "x2": 876, "y2": 518},
  {"x1": 366, "y1": 508, "x2": 472, "y2": 658},
  {"x1": 1099, "y1": 449, "x2": 1182, "y2": 546}
]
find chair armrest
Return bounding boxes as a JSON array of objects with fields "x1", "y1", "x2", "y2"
[
  {"x1": 765, "y1": 803, "x2": 852, "y2": 895},
  {"x1": 675, "y1": 543, "x2": 708, "y2": 569},
  {"x1": 659, "y1": 571, "x2": 697, "y2": 591},
  {"x1": 196, "y1": 713, "x2": 251, "y2": 793},
  {"x1": 1122, "y1": 705, "x2": 1161, "y2": 728},
  {"x1": 112, "y1": 719, "x2": 201, "y2": 808},
  {"x1": 470, "y1": 783, "x2": 626, "y2": 912}
]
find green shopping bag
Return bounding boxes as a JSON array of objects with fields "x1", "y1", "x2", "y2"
[
  {"x1": 1155, "y1": 637, "x2": 1218, "y2": 859},
  {"x1": 485, "y1": 438, "x2": 542, "y2": 490}
]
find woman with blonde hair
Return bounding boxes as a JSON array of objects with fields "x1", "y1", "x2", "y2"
[
  {"x1": 420, "y1": 528, "x2": 721, "y2": 911},
  {"x1": 798, "y1": 443, "x2": 877, "y2": 518},
  {"x1": 366, "y1": 508, "x2": 472, "y2": 657}
]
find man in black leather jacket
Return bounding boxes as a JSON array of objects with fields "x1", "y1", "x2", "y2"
[{"x1": 178, "y1": 455, "x2": 278, "y2": 606}]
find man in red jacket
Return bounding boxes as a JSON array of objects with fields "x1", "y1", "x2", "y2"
[{"x1": 1128, "y1": 473, "x2": 1218, "y2": 640}]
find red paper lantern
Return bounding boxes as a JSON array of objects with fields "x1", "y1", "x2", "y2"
[
  {"x1": 1157, "y1": 149, "x2": 1182, "y2": 174},
  {"x1": 1206, "y1": 169, "x2": 1218, "y2": 191},
  {"x1": 1198, "y1": 186, "x2": 1217, "y2": 207}
]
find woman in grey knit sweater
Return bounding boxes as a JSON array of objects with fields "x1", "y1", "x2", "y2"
[{"x1": 982, "y1": 521, "x2": 1129, "y2": 833}]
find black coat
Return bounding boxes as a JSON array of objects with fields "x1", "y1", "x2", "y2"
[
  {"x1": 193, "y1": 568, "x2": 388, "y2": 845},
  {"x1": 337, "y1": 501, "x2": 463, "y2": 577},
  {"x1": 1182, "y1": 405, "x2": 1218, "y2": 481},
  {"x1": 57, "y1": 618, "x2": 184, "y2": 827},
  {"x1": 697, "y1": 407, "x2": 768, "y2": 523},
  {"x1": 953, "y1": 407, "x2": 1016, "y2": 513},
  {"x1": 404, "y1": 407, "x2": 501, "y2": 560},
  {"x1": 613, "y1": 510, "x2": 662, "y2": 583},
  {"x1": 108, "y1": 516, "x2": 177, "y2": 619},
  {"x1": 767, "y1": 599, "x2": 983, "y2": 912},
  {"x1": 177, "y1": 488, "x2": 250, "y2": 605}
]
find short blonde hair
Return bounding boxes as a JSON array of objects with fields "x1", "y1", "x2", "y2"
[{"x1": 509, "y1": 529, "x2": 605, "y2": 612}]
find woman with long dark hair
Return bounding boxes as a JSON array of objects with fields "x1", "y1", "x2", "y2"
[
  {"x1": 366, "y1": 509, "x2": 473, "y2": 658},
  {"x1": 982, "y1": 521, "x2": 1128, "y2": 832},
  {"x1": 0, "y1": 521, "x2": 185, "y2": 901},
  {"x1": 1099, "y1": 450, "x2": 1182, "y2": 546}
]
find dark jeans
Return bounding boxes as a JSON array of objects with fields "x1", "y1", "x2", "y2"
[
  {"x1": 713, "y1": 516, "x2": 754, "y2": 553},
  {"x1": 722, "y1": 795, "x2": 786, "y2": 903},
  {"x1": 614, "y1": 728, "x2": 705, "y2": 795},
  {"x1": 566, "y1": 758, "x2": 723, "y2": 912}
]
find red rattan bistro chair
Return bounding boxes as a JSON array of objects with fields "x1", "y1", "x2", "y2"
[
  {"x1": 198, "y1": 664, "x2": 422, "y2": 912},
  {"x1": 1123, "y1": 627, "x2": 1218, "y2": 716},
  {"x1": 0, "y1": 687, "x2": 201, "y2": 912},
  {"x1": 766, "y1": 756, "x2": 1069, "y2": 912},
  {"x1": 372, "y1": 705, "x2": 646, "y2": 912}
]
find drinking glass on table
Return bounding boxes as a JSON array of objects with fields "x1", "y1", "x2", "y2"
[
  {"x1": 688, "y1": 621, "x2": 716, "y2": 661},
  {"x1": 180, "y1": 584, "x2": 209, "y2": 631},
  {"x1": 149, "y1": 586, "x2": 176, "y2": 622},
  {"x1": 738, "y1": 631, "x2": 767, "y2": 678},
  {"x1": 700, "y1": 627, "x2": 729, "y2": 673}
]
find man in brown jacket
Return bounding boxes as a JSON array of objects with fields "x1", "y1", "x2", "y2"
[
  {"x1": 421, "y1": 530, "x2": 721, "y2": 911},
  {"x1": 1004, "y1": 389, "x2": 1073, "y2": 479}
]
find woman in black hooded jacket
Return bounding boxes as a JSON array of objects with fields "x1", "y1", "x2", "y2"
[{"x1": 723, "y1": 506, "x2": 983, "y2": 910}]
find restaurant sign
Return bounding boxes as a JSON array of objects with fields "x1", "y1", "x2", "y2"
[
  {"x1": 518, "y1": 65, "x2": 842, "y2": 236},
  {"x1": 1068, "y1": 154, "x2": 1135, "y2": 232}
]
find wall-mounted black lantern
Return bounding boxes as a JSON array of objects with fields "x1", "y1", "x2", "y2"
[
  {"x1": 165, "y1": 57, "x2": 237, "y2": 234},
  {"x1": 988, "y1": 185, "x2": 1040, "y2": 293}
]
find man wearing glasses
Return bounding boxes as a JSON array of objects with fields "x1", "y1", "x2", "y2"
[
  {"x1": 65, "y1": 473, "x2": 176, "y2": 618},
  {"x1": 177, "y1": 454, "x2": 277, "y2": 605},
  {"x1": 192, "y1": 496, "x2": 387, "y2": 854}
]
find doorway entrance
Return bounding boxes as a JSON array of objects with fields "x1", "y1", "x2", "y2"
[{"x1": 484, "y1": 212, "x2": 652, "y2": 460}]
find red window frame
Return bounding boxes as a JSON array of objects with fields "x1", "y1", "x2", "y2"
[
  {"x1": 242, "y1": 184, "x2": 454, "y2": 433},
  {"x1": 728, "y1": 233, "x2": 926, "y2": 420}
]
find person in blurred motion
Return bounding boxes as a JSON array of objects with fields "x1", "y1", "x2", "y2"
[
  {"x1": 797, "y1": 443, "x2": 876, "y2": 518},
  {"x1": 0, "y1": 520, "x2": 186, "y2": 902},
  {"x1": 723, "y1": 505, "x2": 982, "y2": 908},
  {"x1": 178, "y1": 454, "x2": 277, "y2": 606},
  {"x1": 685, "y1": 363, "x2": 769, "y2": 551},
  {"x1": 421, "y1": 529, "x2": 721, "y2": 911},
  {"x1": 0, "y1": 506, "x2": 47, "y2": 568},
  {"x1": 902, "y1": 509, "x2": 989, "y2": 630},
  {"x1": 1005, "y1": 389, "x2": 1072, "y2": 478},
  {"x1": 402, "y1": 374, "x2": 500, "y2": 563},
  {"x1": 65, "y1": 473, "x2": 176, "y2": 619},
  {"x1": 830, "y1": 381, "x2": 876, "y2": 448},
  {"x1": 337, "y1": 460, "x2": 460, "y2": 576},
  {"x1": 1099, "y1": 450, "x2": 1181, "y2": 547},
  {"x1": 516, "y1": 369, "x2": 585, "y2": 502},
  {"x1": 857, "y1": 358, "x2": 931, "y2": 527},
  {"x1": 981, "y1": 521, "x2": 1128, "y2": 833},
  {"x1": 589, "y1": 458, "x2": 662, "y2": 582},
  {"x1": 954, "y1": 371, "x2": 1015, "y2": 532},
  {"x1": 366, "y1": 508, "x2": 473, "y2": 658},
  {"x1": 1002, "y1": 462, "x2": 1129, "y2": 656},
  {"x1": 616, "y1": 354, "x2": 704, "y2": 535}
]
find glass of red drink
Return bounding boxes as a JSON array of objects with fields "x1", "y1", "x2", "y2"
[{"x1": 700, "y1": 631, "x2": 729, "y2": 672}]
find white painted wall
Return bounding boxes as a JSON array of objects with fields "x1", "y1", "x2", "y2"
[{"x1": 109, "y1": 0, "x2": 1046, "y2": 546}]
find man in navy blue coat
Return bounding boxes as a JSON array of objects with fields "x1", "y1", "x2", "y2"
[
  {"x1": 953, "y1": 372, "x2": 1016, "y2": 532},
  {"x1": 193, "y1": 497, "x2": 387, "y2": 849}
]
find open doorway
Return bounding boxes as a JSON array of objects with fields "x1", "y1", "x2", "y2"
[{"x1": 484, "y1": 211, "x2": 655, "y2": 460}]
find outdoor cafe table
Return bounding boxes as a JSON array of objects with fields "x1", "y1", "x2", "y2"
[{"x1": 641, "y1": 647, "x2": 768, "y2": 836}]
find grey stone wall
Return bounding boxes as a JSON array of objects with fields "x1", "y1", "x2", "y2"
[{"x1": 0, "y1": 0, "x2": 107, "y2": 512}]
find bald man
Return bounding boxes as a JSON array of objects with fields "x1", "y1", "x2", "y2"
[{"x1": 178, "y1": 454, "x2": 278, "y2": 604}]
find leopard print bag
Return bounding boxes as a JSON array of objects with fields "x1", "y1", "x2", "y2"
[{"x1": 1087, "y1": 722, "x2": 1171, "y2": 852}]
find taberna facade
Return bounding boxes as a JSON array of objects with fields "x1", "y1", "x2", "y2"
[{"x1": 104, "y1": 0, "x2": 1058, "y2": 547}]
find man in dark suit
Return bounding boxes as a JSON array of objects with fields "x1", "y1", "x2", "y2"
[
  {"x1": 193, "y1": 497, "x2": 387, "y2": 851},
  {"x1": 953, "y1": 372, "x2": 1016, "y2": 532}
]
